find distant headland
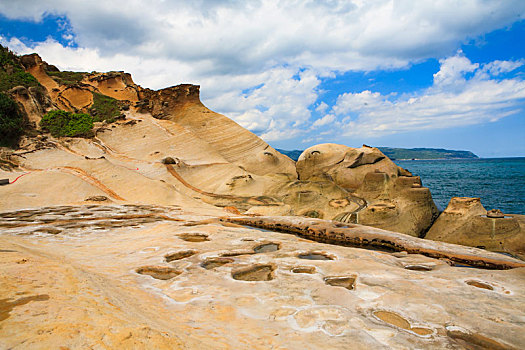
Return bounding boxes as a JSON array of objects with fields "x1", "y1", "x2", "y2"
[{"x1": 277, "y1": 147, "x2": 479, "y2": 161}]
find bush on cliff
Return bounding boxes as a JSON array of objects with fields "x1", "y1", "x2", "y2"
[
  {"x1": 89, "y1": 92, "x2": 121, "y2": 123},
  {"x1": 46, "y1": 70, "x2": 87, "y2": 86},
  {"x1": 40, "y1": 110, "x2": 94, "y2": 138},
  {"x1": 0, "y1": 92, "x2": 24, "y2": 147},
  {"x1": 0, "y1": 45, "x2": 40, "y2": 92}
]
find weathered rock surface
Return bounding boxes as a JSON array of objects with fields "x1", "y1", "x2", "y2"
[
  {"x1": 2, "y1": 53, "x2": 441, "y2": 238},
  {"x1": 1, "y1": 53, "x2": 525, "y2": 349},
  {"x1": 1, "y1": 205, "x2": 524, "y2": 349},
  {"x1": 296, "y1": 144, "x2": 438, "y2": 237},
  {"x1": 426, "y1": 197, "x2": 525, "y2": 259}
]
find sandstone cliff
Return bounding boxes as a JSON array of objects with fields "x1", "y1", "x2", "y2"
[
  {"x1": 1, "y1": 52, "x2": 439, "y2": 238},
  {"x1": 1, "y1": 51, "x2": 525, "y2": 350}
]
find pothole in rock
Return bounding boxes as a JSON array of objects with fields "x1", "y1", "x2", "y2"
[
  {"x1": 465, "y1": 280, "x2": 493, "y2": 291},
  {"x1": 373, "y1": 310, "x2": 433, "y2": 336},
  {"x1": 253, "y1": 242, "x2": 280, "y2": 254},
  {"x1": 200, "y1": 257, "x2": 234, "y2": 270},
  {"x1": 165, "y1": 250, "x2": 197, "y2": 262},
  {"x1": 232, "y1": 264, "x2": 275, "y2": 281},
  {"x1": 298, "y1": 252, "x2": 334, "y2": 261},
  {"x1": 221, "y1": 250, "x2": 255, "y2": 257},
  {"x1": 178, "y1": 233, "x2": 209, "y2": 242},
  {"x1": 136, "y1": 266, "x2": 181, "y2": 280},
  {"x1": 291, "y1": 266, "x2": 316, "y2": 274},
  {"x1": 446, "y1": 326, "x2": 510, "y2": 350},
  {"x1": 404, "y1": 264, "x2": 434, "y2": 271},
  {"x1": 33, "y1": 228, "x2": 62, "y2": 235},
  {"x1": 324, "y1": 276, "x2": 356, "y2": 290}
]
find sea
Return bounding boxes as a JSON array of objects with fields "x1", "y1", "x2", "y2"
[{"x1": 394, "y1": 158, "x2": 525, "y2": 215}]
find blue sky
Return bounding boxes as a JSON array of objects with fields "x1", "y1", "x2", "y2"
[{"x1": 0, "y1": 1, "x2": 524, "y2": 157}]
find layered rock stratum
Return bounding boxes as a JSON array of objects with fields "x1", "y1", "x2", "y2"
[{"x1": 1, "y1": 52, "x2": 524, "y2": 349}]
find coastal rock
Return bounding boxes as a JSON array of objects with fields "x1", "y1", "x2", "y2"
[
  {"x1": 426, "y1": 198, "x2": 525, "y2": 258},
  {"x1": 297, "y1": 144, "x2": 400, "y2": 190},
  {"x1": 487, "y1": 209, "x2": 505, "y2": 218},
  {"x1": 5, "y1": 53, "x2": 438, "y2": 237},
  {"x1": 1, "y1": 205, "x2": 524, "y2": 349},
  {"x1": 296, "y1": 144, "x2": 438, "y2": 237},
  {"x1": 0, "y1": 52, "x2": 524, "y2": 349}
]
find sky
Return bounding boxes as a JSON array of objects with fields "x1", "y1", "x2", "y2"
[{"x1": 0, "y1": 1, "x2": 524, "y2": 157}]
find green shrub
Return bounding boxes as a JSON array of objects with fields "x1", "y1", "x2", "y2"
[
  {"x1": 40, "y1": 110, "x2": 94, "y2": 138},
  {"x1": 0, "y1": 45, "x2": 18, "y2": 68},
  {"x1": 46, "y1": 70, "x2": 86, "y2": 86},
  {"x1": 0, "y1": 44, "x2": 41, "y2": 92},
  {"x1": 0, "y1": 92, "x2": 24, "y2": 147},
  {"x1": 89, "y1": 92, "x2": 120, "y2": 122},
  {"x1": 0, "y1": 69, "x2": 40, "y2": 92}
]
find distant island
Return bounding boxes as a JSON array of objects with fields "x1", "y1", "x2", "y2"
[{"x1": 277, "y1": 147, "x2": 479, "y2": 161}]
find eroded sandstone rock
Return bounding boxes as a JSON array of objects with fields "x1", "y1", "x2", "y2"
[
  {"x1": 295, "y1": 144, "x2": 438, "y2": 237},
  {"x1": 1, "y1": 205, "x2": 523, "y2": 349},
  {"x1": 426, "y1": 197, "x2": 525, "y2": 258}
]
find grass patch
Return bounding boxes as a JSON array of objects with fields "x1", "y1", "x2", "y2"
[
  {"x1": 0, "y1": 92, "x2": 24, "y2": 147},
  {"x1": 46, "y1": 70, "x2": 87, "y2": 86},
  {"x1": 89, "y1": 92, "x2": 121, "y2": 122},
  {"x1": 40, "y1": 110, "x2": 93, "y2": 138}
]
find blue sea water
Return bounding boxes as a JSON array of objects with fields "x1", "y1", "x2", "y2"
[{"x1": 394, "y1": 158, "x2": 525, "y2": 215}]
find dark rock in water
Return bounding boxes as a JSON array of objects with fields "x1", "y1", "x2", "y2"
[{"x1": 487, "y1": 209, "x2": 504, "y2": 218}]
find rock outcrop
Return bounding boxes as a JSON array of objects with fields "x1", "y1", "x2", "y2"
[
  {"x1": 426, "y1": 197, "x2": 525, "y2": 259},
  {"x1": 1, "y1": 53, "x2": 440, "y2": 238},
  {"x1": 1, "y1": 205, "x2": 525, "y2": 349},
  {"x1": 296, "y1": 144, "x2": 438, "y2": 237}
]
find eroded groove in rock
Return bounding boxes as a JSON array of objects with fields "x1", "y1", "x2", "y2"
[
  {"x1": 136, "y1": 266, "x2": 181, "y2": 280},
  {"x1": 0, "y1": 294, "x2": 50, "y2": 322},
  {"x1": 253, "y1": 242, "x2": 280, "y2": 253},
  {"x1": 324, "y1": 276, "x2": 356, "y2": 290},
  {"x1": 231, "y1": 264, "x2": 275, "y2": 281},
  {"x1": 200, "y1": 257, "x2": 234, "y2": 270},
  {"x1": 373, "y1": 310, "x2": 432, "y2": 336},
  {"x1": 445, "y1": 326, "x2": 515, "y2": 350},
  {"x1": 177, "y1": 233, "x2": 209, "y2": 242},
  {"x1": 298, "y1": 252, "x2": 334, "y2": 260},
  {"x1": 403, "y1": 264, "x2": 434, "y2": 271},
  {"x1": 465, "y1": 280, "x2": 493, "y2": 290},
  {"x1": 165, "y1": 164, "x2": 279, "y2": 209},
  {"x1": 165, "y1": 250, "x2": 197, "y2": 262},
  {"x1": 221, "y1": 216, "x2": 525, "y2": 270},
  {"x1": 291, "y1": 266, "x2": 316, "y2": 274},
  {"x1": 58, "y1": 166, "x2": 125, "y2": 201}
]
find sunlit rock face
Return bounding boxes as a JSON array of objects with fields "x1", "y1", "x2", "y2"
[
  {"x1": 0, "y1": 52, "x2": 524, "y2": 350},
  {"x1": 1, "y1": 205, "x2": 524, "y2": 349},
  {"x1": 426, "y1": 197, "x2": 525, "y2": 259},
  {"x1": 3, "y1": 53, "x2": 439, "y2": 237},
  {"x1": 295, "y1": 144, "x2": 438, "y2": 237},
  {"x1": 297, "y1": 144, "x2": 404, "y2": 189}
]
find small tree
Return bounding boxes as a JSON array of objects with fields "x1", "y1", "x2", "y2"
[
  {"x1": 40, "y1": 110, "x2": 94, "y2": 137},
  {"x1": 0, "y1": 92, "x2": 24, "y2": 147}
]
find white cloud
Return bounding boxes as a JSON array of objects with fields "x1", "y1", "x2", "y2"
[
  {"x1": 480, "y1": 59, "x2": 525, "y2": 77},
  {"x1": 331, "y1": 54, "x2": 525, "y2": 137},
  {"x1": 1, "y1": 1, "x2": 525, "y2": 141},
  {"x1": 433, "y1": 53, "x2": 479, "y2": 88},
  {"x1": 315, "y1": 102, "x2": 329, "y2": 113},
  {"x1": 311, "y1": 114, "x2": 336, "y2": 128}
]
